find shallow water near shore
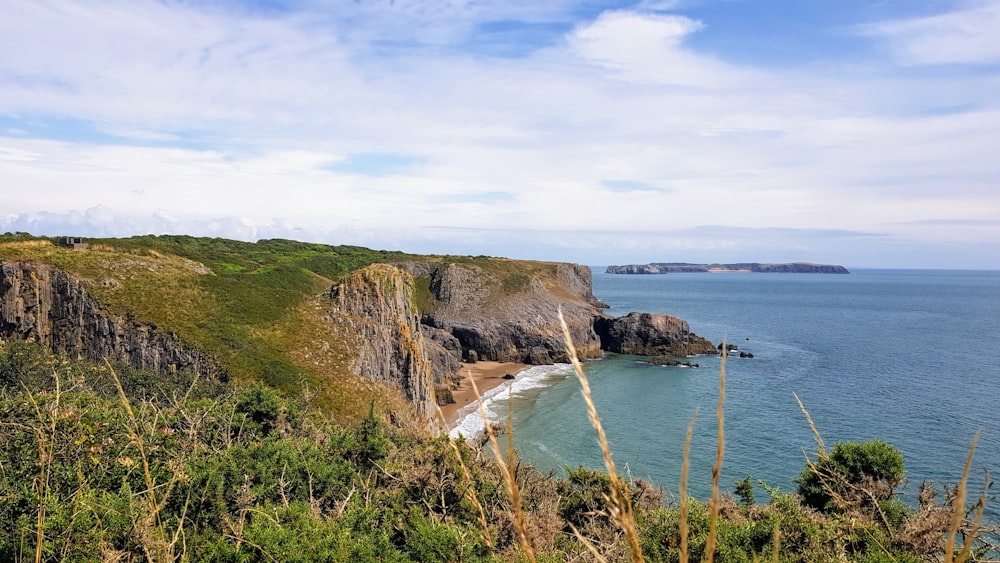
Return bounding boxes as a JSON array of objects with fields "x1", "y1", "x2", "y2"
[{"x1": 481, "y1": 269, "x2": 1000, "y2": 516}]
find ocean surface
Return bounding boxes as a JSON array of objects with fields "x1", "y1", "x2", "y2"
[{"x1": 453, "y1": 269, "x2": 1000, "y2": 515}]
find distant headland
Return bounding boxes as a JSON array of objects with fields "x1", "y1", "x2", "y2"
[{"x1": 606, "y1": 262, "x2": 850, "y2": 274}]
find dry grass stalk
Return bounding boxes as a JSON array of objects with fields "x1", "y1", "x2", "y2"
[
  {"x1": 23, "y1": 373, "x2": 60, "y2": 563},
  {"x1": 957, "y1": 469, "x2": 990, "y2": 562},
  {"x1": 468, "y1": 373, "x2": 536, "y2": 562},
  {"x1": 106, "y1": 359, "x2": 188, "y2": 562},
  {"x1": 771, "y1": 518, "x2": 781, "y2": 563},
  {"x1": 704, "y1": 346, "x2": 727, "y2": 563},
  {"x1": 793, "y1": 392, "x2": 826, "y2": 455},
  {"x1": 679, "y1": 409, "x2": 699, "y2": 563},
  {"x1": 570, "y1": 523, "x2": 610, "y2": 563},
  {"x1": 945, "y1": 431, "x2": 979, "y2": 563},
  {"x1": 558, "y1": 309, "x2": 644, "y2": 563},
  {"x1": 794, "y1": 394, "x2": 859, "y2": 516},
  {"x1": 433, "y1": 399, "x2": 493, "y2": 548}
]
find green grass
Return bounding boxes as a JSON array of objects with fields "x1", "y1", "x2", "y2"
[
  {"x1": 0, "y1": 234, "x2": 589, "y2": 424},
  {"x1": 0, "y1": 235, "x2": 420, "y2": 419},
  {"x1": 1, "y1": 341, "x2": 992, "y2": 562}
]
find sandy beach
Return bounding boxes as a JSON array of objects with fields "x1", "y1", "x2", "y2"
[{"x1": 438, "y1": 361, "x2": 530, "y2": 427}]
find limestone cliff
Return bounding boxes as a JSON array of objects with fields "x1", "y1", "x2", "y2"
[
  {"x1": 326, "y1": 264, "x2": 435, "y2": 417},
  {"x1": 403, "y1": 260, "x2": 604, "y2": 365},
  {"x1": 0, "y1": 261, "x2": 219, "y2": 378}
]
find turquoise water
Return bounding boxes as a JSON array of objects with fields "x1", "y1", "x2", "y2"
[{"x1": 499, "y1": 269, "x2": 1000, "y2": 511}]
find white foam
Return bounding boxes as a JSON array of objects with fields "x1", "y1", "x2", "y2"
[{"x1": 449, "y1": 363, "x2": 573, "y2": 441}]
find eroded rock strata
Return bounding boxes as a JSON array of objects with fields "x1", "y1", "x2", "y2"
[
  {"x1": 2, "y1": 257, "x2": 717, "y2": 420},
  {"x1": 326, "y1": 264, "x2": 435, "y2": 417},
  {"x1": 594, "y1": 312, "x2": 717, "y2": 357},
  {"x1": 0, "y1": 261, "x2": 220, "y2": 378}
]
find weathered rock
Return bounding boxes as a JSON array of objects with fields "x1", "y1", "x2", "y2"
[
  {"x1": 327, "y1": 264, "x2": 434, "y2": 418},
  {"x1": 594, "y1": 312, "x2": 716, "y2": 357},
  {"x1": 556, "y1": 263, "x2": 610, "y2": 308},
  {"x1": 0, "y1": 261, "x2": 221, "y2": 379},
  {"x1": 419, "y1": 325, "x2": 462, "y2": 389},
  {"x1": 410, "y1": 261, "x2": 604, "y2": 364},
  {"x1": 433, "y1": 385, "x2": 455, "y2": 406},
  {"x1": 526, "y1": 346, "x2": 554, "y2": 365},
  {"x1": 647, "y1": 356, "x2": 686, "y2": 366}
]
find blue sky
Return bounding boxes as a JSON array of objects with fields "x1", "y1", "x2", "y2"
[{"x1": 2, "y1": 0, "x2": 999, "y2": 268}]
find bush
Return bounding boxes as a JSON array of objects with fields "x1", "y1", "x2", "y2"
[
  {"x1": 235, "y1": 385, "x2": 283, "y2": 435},
  {"x1": 796, "y1": 440, "x2": 907, "y2": 522}
]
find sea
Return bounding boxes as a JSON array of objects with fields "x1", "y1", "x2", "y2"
[{"x1": 451, "y1": 268, "x2": 1000, "y2": 516}]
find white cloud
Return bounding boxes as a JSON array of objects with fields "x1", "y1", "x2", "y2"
[
  {"x1": 859, "y1": 0, "x2": 1000, "y2": 65},
  {"x1": 0, "y1": 2, "x2": 998, "y2": 267},
  {"x1": 566, "y1": 10, "x2": 747, "y2": 87}
]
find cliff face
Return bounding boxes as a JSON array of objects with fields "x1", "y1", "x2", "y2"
[
  {"x1": 1, "y1": 253, "x2": 717, "y2": 421},
  {"x1": 0, "y1": 261, "x2": 219, "y2": 378},
  {"x1": 594, "y1": 312, "x2": 717, "y2": 357},
  {"x1": 406, "y1": 261, "x2": 605, "y2": 365},
  {"x1": 326, "y1": 264, "x2": 435, "y2": 417}
]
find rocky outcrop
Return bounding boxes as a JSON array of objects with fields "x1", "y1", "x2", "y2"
[
  {"x1": 327, "y1": 264, "x2": 435, "y2": 417},
  {"x1": 556, "y1": 263, "x2": 610, "y2": 308},
  {"x1": 419, "y1": 325, "x2": 463, "y2": 405},
  {"x1": 607, "y1": 262, "x2": 849, "y2": 274},
  {"x1": 406, "y1": 261, "x2": 604, "y2": 365},
  {"x1": 0, "y1": 261, "x2": 219, "y2": 378},
  {"x1": 594, "y1": 312, "x2": 717, "y2": 357}
]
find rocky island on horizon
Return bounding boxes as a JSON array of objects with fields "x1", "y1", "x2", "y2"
[{"x1": 606, "y1": 262, "x2": 849, "y2": 274}]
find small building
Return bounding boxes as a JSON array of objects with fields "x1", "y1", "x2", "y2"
[{"x1": 57, "y1": 236, "x2": 89, "y2": 250}]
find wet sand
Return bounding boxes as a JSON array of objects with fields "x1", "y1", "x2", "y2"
[{"x1": 437, "y1": 361, "x2": 530, "y2": 427}]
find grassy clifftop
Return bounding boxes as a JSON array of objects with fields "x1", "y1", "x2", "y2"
[
  {"x1": 0, "y1": 234, "x2": 418, "y2": 419},
  {"x1": 0, "y1": 234, "x2": 584, "y2": 421}
]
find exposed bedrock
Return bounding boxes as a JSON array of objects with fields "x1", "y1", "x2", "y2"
[
  {"x1": 593, "y1": 312, "x2": 717, "y2": 357},
  {"x1": 0, "y1": 261, "x2": 220, "y2": 379},
  {"x1": 404, "y1": 261, "x2": 604, "y2": 364},
  {"x1": 327, "y1": 264, "x2": 435, "y2": 417}
]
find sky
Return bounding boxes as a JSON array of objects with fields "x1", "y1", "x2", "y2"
[{"x1": 2, "y1": 0, "x2": 999, "y2": 269}]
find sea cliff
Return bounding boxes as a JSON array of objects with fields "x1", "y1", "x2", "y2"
[
  {"x1": 0, "y1": 260, "x2": 221, "y2": 379},
  {"x1": 0, "y1": 237, "x2": 718, "y2": 425}
]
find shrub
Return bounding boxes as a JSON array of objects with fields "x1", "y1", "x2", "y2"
[
  {"x1": 235, "y1": 385, "x2": 283, "y2": 435},
  {"x1": 796, "y1": 440, "x2": 907, "y2": 523}
]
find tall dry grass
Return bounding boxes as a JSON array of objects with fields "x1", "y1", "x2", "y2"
[
  {"x1": 679, "y1": 409, "x2": 698, "y2": 563},
  {"x1": 945, "y1": 432, "x2": 981, "y2": 563},
  {"x1": 432, "y1": 399, "x2": 493, "y2": 549},
  {"x1": 559, "y1": 309, "x2": 645, "y2": 562},
  {"x1": 468, "y1": 374, "x2": 536, "y2": 562},
  {"x1": 704, "y1": 346, "x2": 727, "y2": 563}
]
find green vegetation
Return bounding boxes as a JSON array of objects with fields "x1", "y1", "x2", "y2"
[
  {"x1": 0, "y1": 234, "x2": 573, "y2": 418},
  {"x1": 1, "y1": 234, "x2": 995, "y2": 561},
  {"x1": 0, "y1": 234, "x2": 426, "y2": 420},
  {"x1": 0, "y1": 342, "x2": 993, "y2": 561},
  {"x1": 796, "y1": 440, "x2": 908, "y2": 526}
]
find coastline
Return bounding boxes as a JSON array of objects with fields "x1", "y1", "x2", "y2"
[
  {"x1": 445, "y1": 361, "x2": 577, "y2": 440},
  {"x1": 438, "y1": 361, "x2": 530, "y2": 428}
]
